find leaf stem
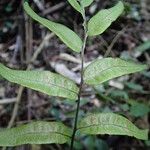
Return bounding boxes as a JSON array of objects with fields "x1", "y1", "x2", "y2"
[{"x1": 70, "y1": 7, "x2": 88, "y2": 150}]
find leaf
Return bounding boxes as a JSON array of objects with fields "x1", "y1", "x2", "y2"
[
  {"x1": 130, "y1": 103, "x2": 150, "y2": 117},
  {"x1": 84, "y1": 58, "x2": 148, "y2": 85},
  {"x1": 77, "y1": 113, "x2": 149, "y2": 140},
  {"x1": 81, "y1": 0, "x2": 94, "y2": 7},
  {"x1": 145, "y1": 140, "x2": 150, "y2": 146},
  {"x1": 109, "y1": 90, "x2": 129, "y2": 100},
  {"x1": 95, "y1": 139, "x2": 109, "y2": 150},
  {"x1": 125, "y1": 82, "x2": 143, "y2": 91},
  {"x1": 134, "y1": 40, "x2": 150, "y2": 53},
  {"x1": 67, "y1": 0, "x2": 82, "y2": 13},
  {"x1": 88, "y1": 1, "x2": 124, "y2": 36},
  {"x1": 0, "y1": 63, "x2": 79, "y2": 100},
  {"x1": 0, "y1": 121, "x2": 72, "y2": 146},
  {"x1": 120, "y1": 104, "x2": 130, "y2": 111},
  {"x1": 83, "y1": 136, "x2": 95, "y2": 150},
  {"x1": 142, "y1": 71, "x2": 150, "y2": 79},
  {"x1": 23, "y1": 2, "x2": 82, "y2": 53}
]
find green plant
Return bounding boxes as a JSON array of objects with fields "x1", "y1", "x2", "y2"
[{"x1": 0, "y1": 0, "x2": 149, "y2": 149}]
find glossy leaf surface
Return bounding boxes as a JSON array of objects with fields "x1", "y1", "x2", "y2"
[
  {"x1": 88, "y1": 1, "x2": 124, "y2": 36},
  {"x1": 67, "y1": 0, "x2": 82, "y2": 13},
  {"x1": 24, "y1": 2, "x2": 82, "y2": 52},
  {"x1": 84, "y1": 58, "x2": 148, "y2": 85},
  {"x1": 78, "y1": 113, "x2": 148, "y2": 140},
  {"x1": 0, "y1": 63, "x2": 79, "y2": 100},
  {"x1": 0, "y1": 121, "x2": 72, "y2": 146}
]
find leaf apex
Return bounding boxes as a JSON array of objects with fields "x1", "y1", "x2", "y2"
[{"x1": 88, "y1": 1, "x2": 124, "y2": 36}]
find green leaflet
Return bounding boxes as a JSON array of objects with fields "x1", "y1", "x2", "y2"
[
  {"x1": 0, "y1": 121, "x2": 72, "y2": 146},
  {"x1": 0, "y1": 63, "x2": 79, "y2": 100},
  {"x1": 88, "y1": 1, "x2": 124, "y2": 36},
  {"x1": 23, "y1": 2, "x2": 82, "y2": 53},
  {"x1": 67, "y1": 0, "x2": 82, "y2": 13},
  {"x1": 84, "y1": 58, "x2": 148, "y2": 85},
  {"x1": 81, "y1": 0, "x2": 94, "y2": 7},
  {"x1": 67, "y1": 0, "x2": 93, "y2": 12},
  {"x1": 77, "y1": 113, "x2": 148, "y2": 140},
  {"x1": 129, "y1": 103, "x2": 150, "y2": 117},
  {"x1": 134, "y1": 40, "x2": 150, "y2": 53}
]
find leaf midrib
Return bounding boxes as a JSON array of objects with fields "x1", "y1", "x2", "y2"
[
  {"x1": 77, "y1": 123, "x2": 138, "y2": 135},
  {"x1": 2, "y1": 67, "x2": 78, "y2": 95},
  {"x1": 12, "y1": 131, "x2": 71, "y2": 138},
  {"x1": 89, "y1": 3, "x2": 123, "y2": 34},
  {"x1": 85, "y1": 65, "x2": 142, "y2": 81},
  {"x1": 43, "y1": 18, "x2": 80, "y2": 51},
  {"x1": 24, "y1": 2, "x2": 81, "y2": 52}
]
